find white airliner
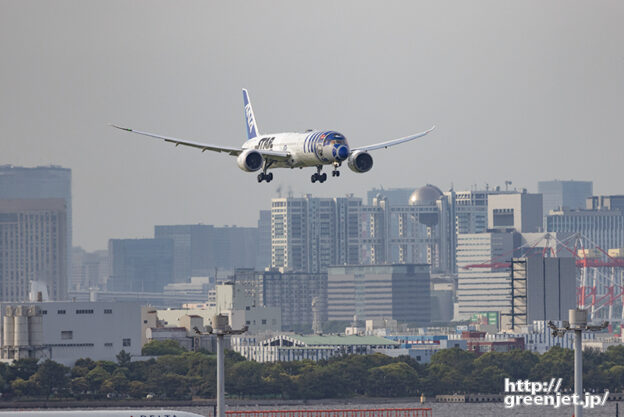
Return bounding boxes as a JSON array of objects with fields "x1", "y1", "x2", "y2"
[
  {"x1": 0, "y1": 410, "x2": 203, "y2": 417},
  {"x1": 112, "y1": 89, "x2": 435, "y2": 183}
]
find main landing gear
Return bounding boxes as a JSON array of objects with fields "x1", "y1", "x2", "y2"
[
  {"x1": 258, "y1": 161, "x2": 274, "y2": 183},
  {"x1": 311, "y1": 166, "x2": 327, "y2": 183},
  {"x1": 257, "y1": 172, "x2": 273, "y2": 183}
]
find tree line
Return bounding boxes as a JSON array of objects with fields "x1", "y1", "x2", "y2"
[{"x1": 1, "y1": 341, "x2": 623, "y2": 401}]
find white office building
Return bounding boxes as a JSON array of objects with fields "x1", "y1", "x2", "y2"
[
  {"x1": 455, "y1": 232, "x2": 516, "y2": 321},
  {"x1": 1, "y1": 301, "x2": 146, "y2": 365}
]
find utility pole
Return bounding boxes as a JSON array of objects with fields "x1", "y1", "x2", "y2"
[
  {"x1": 548, "y1": 309, "x2": 608, "y2": 417},
  {"x1": 194, "y1": 314, "x2": 248, "y2": 417}
]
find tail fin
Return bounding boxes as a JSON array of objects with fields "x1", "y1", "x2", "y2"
[{"x1": 242, "y1": 88, "x2": 259, "y2": 140}]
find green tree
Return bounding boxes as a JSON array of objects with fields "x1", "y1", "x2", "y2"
[
  {"x1": 606, "y1": 365, "x2": 624, "y2": 391},
  {"x1": 128, "y1": 380, "x2": 149, "y2": 399},
  {"x1": 530, "y1": 346, "x2": 573, "y2": 389},
  {"x1": 10, "y1": 377, "x2": 40, "y2": 397},
  {"x1": 470, "y1": 365, "x2": 508, "y2": 393},
  {"x1": 86, "y1": 365, "x2": 111, "y2": 393},
  {"x1": 366, "y1": 362, "x2": 420, "y2": 397},
  {"x1": 74, "y1": 358, "x2": 97, "y2": 370},
  {"x1": 116, "y1": 350, "x2": 132, "y2": 367},
  {"x1": 142, "y1": 339, "x2": 186, "y2": 356},
  {"x1": 33, "y1": 360, "x2": 69, "y2": 398},
  {"x1": 70, "y1": 377, "x2": 89, "y2": 398},
  {"x1": 150, "y1": 373, "x2": 191, "y2": 399},
  {"x1": 294, "y1": 364, "x2": 348, "y2": 399},
  {"x1": 9, "y1": 358, "x2": 39, "y2": 381},
  {"x1": 227, "y1": 361, "x2": 266, "y2": 397}
]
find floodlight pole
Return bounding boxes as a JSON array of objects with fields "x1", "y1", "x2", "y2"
[
  {"x1": 211, "y1": 314, "x2": 248, "y2": 417},
  {"x1": 549, "y1": 309, "x2": 608, "y2": 417},
  {"x1": 570, "y1": 310, "x2": 586, "y2": 417},
  {"x1": 216, "y1": 330, "x2": 225, "y2": 417}
]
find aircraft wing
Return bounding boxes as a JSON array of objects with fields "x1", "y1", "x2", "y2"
[
  {"x1": 111, "y1": 124, "x2": 291, "y2": 160},
  {"x1": 351, "y1": 125, "x2": 436, "y2": 152},
  {"x1": 111, "y1": 124, "x2": 243, "y2": 156}
]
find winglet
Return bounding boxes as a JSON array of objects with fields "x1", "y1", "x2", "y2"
[
  {"x1": 110, "y1": 124, "x2": 133, "y2": 132},
  {"x1": 242, "y1": 88, "x2": 259, "y2": 140}
]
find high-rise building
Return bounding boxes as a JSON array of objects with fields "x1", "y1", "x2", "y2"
[
  {"x1": 546, "y1": 209, "x2": 624, "y2": 251},
  {"x1": 154, "y1": 224, "x2": 258, "y2": 283},
  {"x1": 488, "y1": 193, "x2": 543, "y2": 233},
  {"x1": 586, "y1": 195, "x2": 624, "y2": 212},
  {"x1": 448, "y1": 189, "x2": 490, "y2": 234},
  {"x1": 360, "y1": 186, "x2": 455, "y2": 273},
  {"x1": 0, "y1": 199, "x2": 68, "y2": 301},
  {"x1": 271, "y1": 195, "x2": 361, "y2": 272},
  {"x1": 538, "y1": 180, "x2": 593, "y2": 214},
  {"x1": 256, "y1": 210, "x2": 272, "y2": 270},
  {"x1": 507, "y1": 256, "x2": 576, "y2": 330},
  {"x1": 108, "y1": 239, "x2": 174, "y2": 293},
  {"x1": 231, "y1": 268, "x2": 328, "y2": 330},
  {"x1": 455, "y1": 232, "x2": 517, "y2": 320},
  {"x1": 71, "y1": 247, "x2": 108, "y2": 291},
  {"x1": 0, "y1": 165, "x2": 72, "y2": 287},
  {"x1": 327, "y1": 264, "x2": 430, "y2": 324},
  {"x1": 366, "y1": 187, "x2": 414, "y2": 206}
]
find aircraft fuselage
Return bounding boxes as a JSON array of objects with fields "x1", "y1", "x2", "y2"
[{"x1": 242, "y1": 130, "x2": 350, "y2": 168}]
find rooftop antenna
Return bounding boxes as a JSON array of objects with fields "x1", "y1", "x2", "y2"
[{"x1": 505, "y1": 180, "x2": 512, "y2": 191}]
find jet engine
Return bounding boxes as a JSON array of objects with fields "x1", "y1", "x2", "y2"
[
  {"x1": 347, "y1": 151, "x2": 373, "y2": 173},
  {"x1": 236, "y1": 149, "x2": 263, "y2": 172}
]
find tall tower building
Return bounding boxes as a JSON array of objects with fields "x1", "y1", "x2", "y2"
[
  {"x1": 271, "y1": 195, "x2": 361, "y2": 272},
  {"x1": 154, "y1": 224, "x2": 258, "y2": 282},
  {"x1": 327, "y1": 264, "x2": 430, "y2": 324},
  {"x1": 538, "y1": 180, "x2": 592, "y2": 214},
  {"x1": 256, "y1": 210, "x2": 272, "y2": 270},
  {"x1": 0, "y1": 199, "x2": 68, "y2": 301},
  {"x1": 108, "y1": 239, "x2": 174, "y2": 292},
  {"x1": 0, "y1": 166, "x2": 72, "y2": 287},
  {"x1": 455, "y1": 232, "x2": 517, "y2": 320}
]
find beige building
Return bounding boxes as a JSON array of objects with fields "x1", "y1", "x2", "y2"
[{"x1": 156, "y1": 282, "x2": 281, "y2": 335}]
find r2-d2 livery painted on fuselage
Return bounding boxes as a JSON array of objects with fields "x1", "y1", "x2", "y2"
[{"x1": 112, "y1": 89, "x2": 435, "y2": 183}]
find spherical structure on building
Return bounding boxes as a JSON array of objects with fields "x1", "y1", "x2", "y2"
[{"x1": 408, "y1": 184, "x2": 443, "y2": 206}]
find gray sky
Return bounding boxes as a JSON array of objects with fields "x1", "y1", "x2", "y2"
[{"x1": 1, "y1": 1, "x2": 622, "y2": 251}]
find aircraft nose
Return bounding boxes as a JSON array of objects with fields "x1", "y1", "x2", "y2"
[{"x1": 336, "y1": 145, "x2": 349, "y2": 161}]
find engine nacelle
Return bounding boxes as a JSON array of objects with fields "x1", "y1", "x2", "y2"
[
  {"x1": 237, "y1": 149, "x2": 264, "y2": 172},
  {"x1": 347, "y1": 151, "x2": 373, "y2": 173}
]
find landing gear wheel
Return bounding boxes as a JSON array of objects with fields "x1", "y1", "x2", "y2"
[
  {"x1": 311, "y1": 173, "x2": 318, "y2": 183},
  {"x1": 319, "y1": 173, "x2": 327, "y2": 183},
  {"x1": 266, "y1": 172, "x2": 273, "y2": 182},
  {"x1": 257, "y1": 173, "x2": 265, "y2": 183},
  {"x1": 332, "y1": 170, "x2": 340, "y2": 177}
]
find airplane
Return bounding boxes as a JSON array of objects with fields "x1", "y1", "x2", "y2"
[
  {"x1": 112, "y1": 89, "x2": 435, "y2": 184},
  {"x1": 0, "y1": 411, "x2": 204, "y2": 417}
]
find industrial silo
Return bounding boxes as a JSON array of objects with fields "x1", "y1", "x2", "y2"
[
  {"x1": 2, "y1": 306, "x2": 14, "y2": 349},
  {"x1": 28, "y1": 306, "x2": 44, "y2": 346},
  {"x1": 14, "y1": 305, "x2": 29, "y2": 347}
]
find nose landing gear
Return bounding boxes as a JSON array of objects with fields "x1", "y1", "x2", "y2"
[{"x1": 331, "y1": 162, "x2": 341, "y2": 177}]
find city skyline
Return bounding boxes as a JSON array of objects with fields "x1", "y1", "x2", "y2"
[{"x1": 1, "y1": 2, "x2": 622, "y2": 251}]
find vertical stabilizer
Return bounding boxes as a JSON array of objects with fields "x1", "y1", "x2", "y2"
[{"x1": 242, "y1": 88, "x2": 259, "y2": 140}]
